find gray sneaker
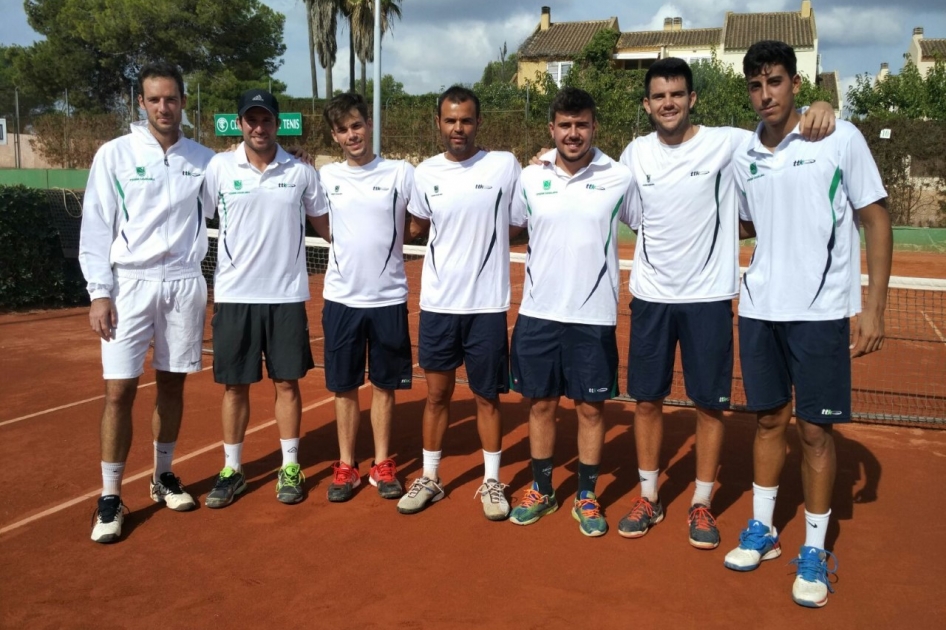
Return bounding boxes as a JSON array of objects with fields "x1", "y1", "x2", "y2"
[
  {"x1": 205, "y1": 466, "x2": 247, "y2": 509},
  {"x1": 396, "y1": 476, "x2": 444, "y2": 514},
  {"x1": 474, "y1": 479, "x2": 510, "y2": 521}
]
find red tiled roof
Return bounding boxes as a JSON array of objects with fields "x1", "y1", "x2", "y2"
[
  {"x1": 518, "y1": 18, "x2": 619, "y2": 59},
  {"x1": 617, "y1": 28, "x2": 721, "y2": 50},
  {"x1": 724, "y1": 12, "x2": 816, "y2": 50}
]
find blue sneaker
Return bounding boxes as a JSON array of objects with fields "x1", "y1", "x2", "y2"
[
  {"x1": 723, "y1": 519, "x2": 781, "y2": 571},
  {"x1": 509, "y1": 483, "x2": 558, "y2": 526},
  {"x1": 791, "y1": 546, "x2": 838, "y2": 608},
  {"x1": 572, "y1": 491, "x2": 607, "y2": 537}
]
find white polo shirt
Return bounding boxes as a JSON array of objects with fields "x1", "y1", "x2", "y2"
[
  {"x1": 203, "y1": 143, "x2": 326, "y2": 303},
  {"x1": 734, "y1": 120, "x2": 887, "y2": 321},
  {"x1": 319, "y1": 157, "x2": 414, "y2": 307},
  {"x1": 519, "y1": 148, "x2": 634, "y2": 326},
  {"x1": 620, "y1": 126, "x2": 750, "y2": 303},
  {"x1": 408, "y1": 150, "x2": 527, "y2": 314}
]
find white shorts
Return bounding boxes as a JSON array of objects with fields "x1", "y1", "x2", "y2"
[{"x1": 101, "y1": 276, "x2": 208, "y2": 379}]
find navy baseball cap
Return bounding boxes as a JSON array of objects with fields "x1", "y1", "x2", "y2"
[{"x1": 238, "y1": 89, "x2": 280, "y2": 117}]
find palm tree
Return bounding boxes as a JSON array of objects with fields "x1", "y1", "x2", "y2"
[
  {"x1": 306, "y1": 0, "x2": 340, "y2": 99},
  {"x1": 347, "y1": 0, "x2": 402, "y2": 96},
  {"x1": 304, "y1": 1, "x2": 319, "y2": 103}
]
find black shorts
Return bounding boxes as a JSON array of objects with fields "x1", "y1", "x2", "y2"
[
  {"x1": 510, "y1": 314, "x2": 618, "y2": 402},
  {"x1": 212, "y1": 302, "x2": 314, "y2": 385},
  {"x1": 627, "y1": 298, "x2": 733, "y2": 409},
  {"x1": 418, "y1": 310, "x2": 509, "y2": 399},
  {"x1": 738, "y1": 316, "x2": 851, "y2": 424},
  {"x1": 322, "y1": 300, "x2": 413, "y2": 393}
]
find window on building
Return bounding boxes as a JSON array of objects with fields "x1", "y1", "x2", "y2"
[{"x1": 546, "y1": 61, "x2": 573, "y2": 87}]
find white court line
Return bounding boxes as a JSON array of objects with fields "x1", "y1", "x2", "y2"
[
  {"x1": 0, "y1": 392, "x2": 342, "y2": 536},
  {"x1": 921, "y1": 311, "x2": 946, "y2": 344},
  {"x1": 0, "y1": 367, "x2": 213, "y2": 429}
]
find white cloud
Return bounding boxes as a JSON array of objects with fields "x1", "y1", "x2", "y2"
[{"x1": 817, "y1": 7, "x2": 904, "y2": 46}]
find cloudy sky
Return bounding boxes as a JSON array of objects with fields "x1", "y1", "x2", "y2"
[{"x1": 5, "y1": 0, "x2": 945, "y2": 113}]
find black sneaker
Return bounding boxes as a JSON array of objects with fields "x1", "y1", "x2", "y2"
[
  {"x1": 275, "y1": 463, "x2": 306, "y2": 504},
  {"x1": 205, "y1": 467, "x2": 247, "y2": 508},
  {"x1": 90, "y1": 495, "x2": 125, "y2": 544},
  {"x1": 687, "y1": 504, "x2": 720, "y2": 549},
  {"x1": 617, "y1": 496, "x2": 665, "y2": 538}
]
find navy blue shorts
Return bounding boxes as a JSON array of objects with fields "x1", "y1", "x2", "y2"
[
  {"x1": 738, "y1": 316, "x2": 851, "y2": 424},
  {"x1": 418, "y1": 310, "x2": 509, "y2": 399},
  {"x1": 627, "y1": 298, "x2": 733, "y2": 409},
  {"x1": 212, "y1": 302, "x2": 314, "y2": 385},
  {"x1": 322, "y1": 300, "x2": 413, "y2": 393},
  {"x1": 510, "y1": 314, "x2": 618, "y2": 402}
]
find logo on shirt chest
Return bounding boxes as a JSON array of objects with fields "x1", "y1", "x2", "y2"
[
  {"x1": 331, "y1": 185, "x2": 342, "y2": 195},
  {"x1": 475, "y1": 184, "x2": 493, "y2": 190},
  {"x1": 536, "y1": 179, "x2": 558, "y2": 196},
  {"x1": 793, "y1": 159, "x2": 816, "y2": 167},
  {"x1": 585, "y1": 183, "x2": 606, "y2": 191},
  {"x1": 690, "y1": 170, "x2": 709, "y2": 177},
  {"x1": 233, "y1": 180, "x2": 243, "y2": 191},
  {"x1": 431, "y1": 185, "x2": 443, "y2": 197},
  {"x1": 372, "y1": 185, "x2": 390, "y2": 191},
  {"x1": 129, "y1": 165, "x2": 155, "y2": 182},
  {"x1": 642, "y1": 174, "x2": 655, "y2": 187},
  {"x1": 278, "y1": 183, "x2": 296, "y2": 188},
  {"x1": 181, "y1": 170, "x2": 202, "y2": 178},
  {"x1": 747, "y1": 162, "x2": 765, "y2": 183}
]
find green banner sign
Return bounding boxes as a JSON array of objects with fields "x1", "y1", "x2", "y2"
[{"x1": 213, "y1": 113, "x2": 303, "y2": 137}]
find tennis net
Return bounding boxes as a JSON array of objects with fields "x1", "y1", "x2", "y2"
[{"x1": 203, "y1": 229, "x2": 946, "y2": 427}]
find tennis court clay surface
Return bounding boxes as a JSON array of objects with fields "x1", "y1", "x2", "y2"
[{"x1": 2, "y1": 260, "x2": 945, "y2": 628}]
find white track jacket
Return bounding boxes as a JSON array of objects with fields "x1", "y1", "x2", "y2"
[{"x1": 80, "y1": 121, "x2": 215, "y2": 299}]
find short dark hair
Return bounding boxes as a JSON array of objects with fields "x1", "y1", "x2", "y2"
[
  {"x1": 137, "y1": 62, "x2": 185, "y2": 100},
  {"x1": 323, "y1": 92, "x2": 369, "y2": 129},
  {"x1": 644, "y1": 57, "x2": 693, "y2": 96},
  {"x1": 743, "y1": 40, "x2": 798, "y2": 79},
  {"x1": 549, "y1": 87, "x2": 596, "y2": 122},
  {"x1": 437, "y1": 85, "x2": 480, "y2": 118}
]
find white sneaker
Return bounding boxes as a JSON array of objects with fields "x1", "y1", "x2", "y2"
[
  {"x1": 91, "y1": 495, "x2": 125, "y2": 544},
  {"x1": 475, "y1": 479, "x2": 510, "y2": 521},
  {"x1": 396, "y1": 476, "x2": 444, "y2": 514},
  {"x1": 723, "y1": 519, "x2": 781, "y2": 571},
  {"x1": 791, "y1": 546, "x2": 837, "y2": 608},
  {"x1": 149, "y1": 472, "x2": 196, "y2": 511}
]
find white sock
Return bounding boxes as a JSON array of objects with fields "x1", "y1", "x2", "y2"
[
  {"x1": 280, "y1": 438, "x2": 300, "y2": 467},
  {"x1": 422, "y1": 449, "x2": 442, "y2": 480},
  {"x1": 224, "y1": 442, "x2": 243, "y2": 472},
  {"x1": 101, "y1": 461, "x2": 126, "y2": 497},
  {"x1": 692, "y1": 478, "x2": 715, "y2": 507},
  {"x1": 752, "y1": 483, "x2": 779, "y2": 529},
  {"x1": 483, "y1": 449, "x2": 501, "y2": 482},
  {"x1": 804, "y1": 509, "x2": 830, "y2": 550},
  {"x1": 638, "y1": 468, "x2": 659, "y2": 501},
  {"x1": 153, "y1": 441, "x2": 175, "y2": 479}
]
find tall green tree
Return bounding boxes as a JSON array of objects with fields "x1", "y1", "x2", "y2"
[
  {"x1": 309, "y1": 0, "x2": 341, "y2": 99},
  {"x1": 847, "y1": 60, "x2": 946, "y2": 121},
  {"x1": 17, "y1": 0, "x2": 286, "y2": 113},
  {"x1": 348, "y1": 0, "x2": 402, "y2": 97}
]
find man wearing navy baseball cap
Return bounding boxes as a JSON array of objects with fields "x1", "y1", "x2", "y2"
[
  {"x1": 200, "y1": 88, "x2": 331, "y2": 509},
  {"x1": 237, "y1": 88, "x2": 280, "y2": 119}
]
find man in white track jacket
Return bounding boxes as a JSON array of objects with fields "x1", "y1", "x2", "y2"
[{"x1": 80, "y1": 62, "x2": 214, "y2": 544}]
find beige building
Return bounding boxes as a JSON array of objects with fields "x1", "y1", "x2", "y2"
[
  {"x1": 906, "y1": 27, "x2": 946, "y2": 77},
  {"x1": 518, "y1": 1, "x2": 825, "y2": 90}
]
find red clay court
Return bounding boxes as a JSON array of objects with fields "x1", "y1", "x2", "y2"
[{"x1": 1, "y1": 250, "x2": 945, "y2": 628}]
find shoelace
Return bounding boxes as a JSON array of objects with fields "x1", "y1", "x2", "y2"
[
  {"x1": 790, "y1": 550, "x2": 839, "y2": 593},
  {"x1": 373, "y1": 459, "x2": 397, "y2": 482},
  {"x1": 688, "y1": 506, "x2": 717, "y2": 531},
  {"x1": 91, "y1": 498, "x2": 127, "y2": 526},
  {"x1": 518, "y1": 487, "x2": 546, "y2": 508},
  {"x1": 575, "y1": 497, "x2": 602, "y2": 518},
  {"x1": 474, "y1": 481, "x2": 508, "y2": 503},
  {"x1": 405, "y1": 477, "x2": 433, "y2": 498},
  {"x1": 158, "y1": 473, "x2": 185, "y2": 494},
  {"x1": 738, "y1": 522, "x2": 773, "y2": 548},
  {"x1": 627, "y1": 496, "x2": 655, "y2": 521},
  {"x1": 213, "y1": 467, "x2": 239, "y2": 489},
  {"x1": 282, "y1": 465, "x2": 304, "y2": 485},
  {"x1": 333, "y1": 462, "x2": 357, "y2": 485}
]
